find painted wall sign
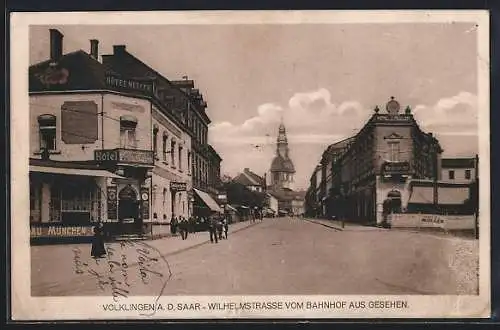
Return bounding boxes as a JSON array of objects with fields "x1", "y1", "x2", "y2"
[
  {"x1": 36, "y1": 66, "x2": 70, "y2": 87},
  {"x1": 30, "y1": 225, "x2": 94, "y2": 238},
  {"x1": 388, "y1": 213, "x2": 475, "y2": 230},
  {"x1": 107, "y1": 186, "x2": 117, "y2": 219},
  {"x1": 170, "y1": 182, "x2": 187, "y2": 192},
  {"x1": 105, "y1": 75, "x2": 154, "y2": 94},
  {"x1": 61, "y1": 101, "x2": 99, "y2": 144}
]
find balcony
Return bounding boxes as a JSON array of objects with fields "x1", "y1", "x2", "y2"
[{"x1": 94, "y1": 148, "x2": 154, "y2": 166}]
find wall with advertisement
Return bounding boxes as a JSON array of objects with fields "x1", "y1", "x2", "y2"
[{"x1": 388, "y1": 213, "x2": 475, "y2": 230}]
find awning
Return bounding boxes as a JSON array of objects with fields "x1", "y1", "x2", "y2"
[
  {"x1": 225, "y1": 204, "x2": 238, "y2": 212},
  {"x1": 194, "y1": 188, "x2": 222, "y2": 213},
  {"x1": 30, "y1": 165, "x2": 124, "y2": 179},
  {"x1": 408, "y1": 186, "x2": 469, "y2": 205}
]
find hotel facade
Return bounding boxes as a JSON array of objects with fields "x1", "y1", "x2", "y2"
[
  {"x1": 305, "y1": 97, "x2": 443, "y2": 225},
  {"x1": 29, "y1": 29, "x2": 222, "y2": 242}
]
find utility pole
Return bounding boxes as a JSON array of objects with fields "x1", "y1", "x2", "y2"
[{"x1": 432, "y1": 142, "x2": 438, "y2": 208}]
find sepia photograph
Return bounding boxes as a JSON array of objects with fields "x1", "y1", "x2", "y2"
[{"x1": 10, "y1": 10, "x2": 490, "y2": 319}]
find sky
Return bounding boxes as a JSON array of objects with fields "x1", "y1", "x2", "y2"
[{"x1": 30, "y1": 23, "x2": 480, "y2": 190}]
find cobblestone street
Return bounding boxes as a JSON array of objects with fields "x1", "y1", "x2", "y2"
[{"x1": 31, "y1": 217, "x2": 479, "y2": 297}]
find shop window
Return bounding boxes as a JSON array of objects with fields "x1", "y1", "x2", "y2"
[
  {"x1": 449, "y1": 170, "x2": 455, "y2": 180},
  {"x1": 38, "y1": 114, "x2": 57, "y2": 151},
  {"x1": 465, "y1": 169, "x2": 471, "y2": 180},
  {"x1": 120, "y1": 116, "x2": 137, "y2": 149},
  {"x1": 388, "y1": 141, "x2": 400, "y2": 162},
  {"x1": 162, "y1": 133, "x2": 168, "y2": 162},
  {"x1": 30, "y1": 182, "x2": 42, "y2": 223}
]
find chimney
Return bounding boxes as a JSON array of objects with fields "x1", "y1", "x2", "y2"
[
  {"x1": 113, "y1": 45, "x2": 126, "y2": 55},
  {"x1": 49, "y1": 29, "x2": 64, "y2": 62},
  {"x1": 90, "y1": 39, "x2": 99, "y2": 60}
]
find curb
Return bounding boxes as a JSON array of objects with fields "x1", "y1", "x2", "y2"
[{"x1": 304, "y1": 219, "x2": 343, "y2": 231}]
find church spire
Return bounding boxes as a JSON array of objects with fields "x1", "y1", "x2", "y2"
[{"x1": 277, "y1": 117, "x2": 288, "y2": 144}]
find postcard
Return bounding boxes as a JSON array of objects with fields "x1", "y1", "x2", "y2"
[{"x1": 10, "y1": 10, "x2": 490, "y2": 319}]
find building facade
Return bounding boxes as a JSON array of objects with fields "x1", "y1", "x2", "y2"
[
  {"x1": 29, "y1": 29, "x2": 222, "y2": 242},
  {"x1": 441, "y1": 157, "x2": 478, "y2": 184},
  {"x1": 308, "y1": 97, "x2": 443, "y2": 225}
]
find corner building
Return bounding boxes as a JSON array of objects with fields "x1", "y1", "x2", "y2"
[
  {"x1": 318, "y1": 97, "x2": 442, "y2": 225},
  {"x1": 28, "y1": 29, "x2": 221, "y2": 242}
]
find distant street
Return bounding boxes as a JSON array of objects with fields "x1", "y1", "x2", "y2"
[{"x1": 31, "y1": 217, "x2": 478, "y2": 297}]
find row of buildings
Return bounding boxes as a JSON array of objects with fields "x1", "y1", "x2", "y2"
[
  {"x1": 305, "y1": 97, "x2": 479, "y2": 225},
  {"x1": 29, "y1": 29, "x2": 224, "y2": 241}
]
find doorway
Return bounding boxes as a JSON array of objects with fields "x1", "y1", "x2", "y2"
[{"x1": 118, "y1": 185, "x2": 141, "y2": 234}]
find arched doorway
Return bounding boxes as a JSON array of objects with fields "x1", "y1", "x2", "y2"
[
  {"x1": 118, "y1": 185, "x2": 139, "y2": 226},
  {"x1": 386, "y1": 190, "x2": 402, "y2": 213}
]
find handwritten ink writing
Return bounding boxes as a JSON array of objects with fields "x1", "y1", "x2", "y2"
[
  {"x1": 137, "y1": 248, "x2": 164, "y2": 284},
  {"x1": 72, "y1": 247, "x2": 86, "y2": 274}
]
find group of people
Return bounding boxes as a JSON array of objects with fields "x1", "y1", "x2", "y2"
[{"x1": 208, "y1": 214, "x2": 229, "y2": 244}]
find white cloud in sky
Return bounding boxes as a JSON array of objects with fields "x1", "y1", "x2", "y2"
[{"x1": 209, "y1": 89, "x2": 479, "y2": 189}]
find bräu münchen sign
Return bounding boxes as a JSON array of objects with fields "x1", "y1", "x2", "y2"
[{"x1": 30, "y1": 225, "x2": 94, "y2": 238}]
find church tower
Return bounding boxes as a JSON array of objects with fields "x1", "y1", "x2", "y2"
[{"x1": 270, "y1": 120, "x2": 295, "y2": 189}]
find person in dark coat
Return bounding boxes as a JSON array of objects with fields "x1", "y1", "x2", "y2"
[
  {"x1": 208, "y1": 216, "x2": 218, "y2": 243},
  {"x1": 216, "y1": 216, "x2": 224, "y2": 240},
  {"x1": 91, "y1": 221, "x2": 106, "y2": 258},
  {"x1": 223, "y1": 217, "x2": 229, "y2": 239},
  {"x1": 179, "y1": 217, "x2": 189, "y2": 240}
]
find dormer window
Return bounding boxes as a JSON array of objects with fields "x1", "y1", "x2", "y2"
[
  {"x1": 120, "y1": 115, "x2": 137, "y2": 149},
  {"x1": 38, "y1": 114, "x2": 57, "y2": 151}
]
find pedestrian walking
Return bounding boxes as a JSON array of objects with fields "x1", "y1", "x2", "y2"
[
  {"x1": 208, "y1": 216, "x2": 218, "y2": 243},
  {"x1": 90, "y1": 221, "x2": 106, "y2": 258},
  {"x1": 179, "y1": 217, "x2": 189, "y2": 240},
  {"x1": 216, "y1": 216, "x2": 223, "y2": 240},
  {"x1": 223, "y1": 217, "x2": 229, "y2": 239}
]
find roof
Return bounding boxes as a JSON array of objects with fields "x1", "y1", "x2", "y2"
[
  {"x1": 233, "y1": 168, "x2": 265, "y2": 187},
  {"x1": 270, "y1": 155, "x2": 295, "y2": 173},
  {"x1": 442, "y1": 157, "x2": 476, "y2": 169},
  {"x1": 29, "y1": 50, "x2": 110, "y2": 92}
]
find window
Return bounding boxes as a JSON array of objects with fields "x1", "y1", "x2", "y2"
[
  {"x1": 388, "y1": 141, "x2": 400, "y2": 162},
  {"x1": 162, "y1": 133, "x2": 168, "y2": 162},
  {"x1": 187, "y1": 151, "x2": 191, "y2": 175},
  {"x1": 178, "y1": 146, "x2": 183, "y2": 171},
  {"x1": 38, "y1": 114, "x2": 57, "y2": 151},
  {"x1": 162, "y1": 188, "x2": 167, "y2": 207},
  {"x1": 120, "y1": 116, "x2": 137, "y2": 149},
  {"x1": 465, "y1": 169, "x2": 471, "y2": 180},
  {"x1": 448, "y1": 170, "x2": 455, "y2": 180},
  {"x1": 153, "y1": 125, "x2": 159, "y2": 158},
  {"x1": 171, "y1": 140, "x2": 176, "y2": 167}
]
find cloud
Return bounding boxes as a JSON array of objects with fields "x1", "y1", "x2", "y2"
[
  {"x1": 209, "y1": 89, "x2": 479, "y2": 189},
  {"x1": 413, "y1": 91, "x2": 478, "y2": 135},
  {"x1": 209, "y1": 88, "x2": 369, "y2": 188}
]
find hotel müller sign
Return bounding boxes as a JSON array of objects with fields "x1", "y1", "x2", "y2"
[
  {"x1": 105, "y1": 74, "x2": 154, "y2": 95},
  {"x1": 95, "y1": 149, "x2": 154, "y2": 166}
]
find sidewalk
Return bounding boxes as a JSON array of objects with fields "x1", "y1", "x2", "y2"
[
  {"x1": 31, "y1": 220, "x2": 259, "y2": 295},
  {"x1": 304, "y1": 218, "x2": 388, "y2": 232}
]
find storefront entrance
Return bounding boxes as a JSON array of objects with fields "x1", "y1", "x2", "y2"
[{"x1": 118, "y1": 185, "x2": 141, "y2": 234}]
